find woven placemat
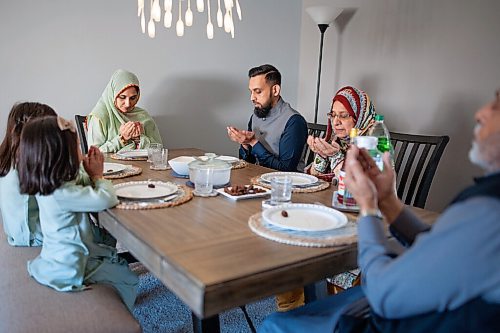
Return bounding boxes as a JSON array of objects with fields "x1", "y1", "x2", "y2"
[
  {"x1": 116, "y1": 185, "x2": 193, "y2": 210},
  {"x1": 250, "y1": 176, "x2": 330, "y2": 193},
  {"x1": 104, "y1": 166, "x2": 142, "y2": 180},
  {"x1": 231, "y1": 160, "x2": 248, "y2": 170},
  {"x1": 248, "y1": 212, "x2": 358, "y2": 247},
  {"x1": 110, "y1": 153, "x2": 147, "y2": 161}
]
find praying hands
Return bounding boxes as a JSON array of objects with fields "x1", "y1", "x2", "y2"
[
  {"x1": 306, "y1": 135, "x2": 341, "y2": 158},
  {"x1": 226, "y1": 126, "x2": 258, "y2": 148},
  {"x1": 119, "y1": 121, "x2": 143, "y2": 141}
]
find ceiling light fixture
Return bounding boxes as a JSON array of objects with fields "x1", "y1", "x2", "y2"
[{"x1": 137, "y1": 0, "x2": 242, "y2": 39}]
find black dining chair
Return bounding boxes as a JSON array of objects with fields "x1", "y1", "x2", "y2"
[
  {"x1": 75, "y1": 115, "x2": 89, "y2": 154},
  {"x1": 302, "y1": 122, "x2": 328, "y2": 166},
  {"x1": 390, "y1": 132, "x2": 449, "y2": 209}
]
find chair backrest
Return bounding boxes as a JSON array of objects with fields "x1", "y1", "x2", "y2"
[
  {"x1": 74, "y1": 115, "x2": 88, "y2": 154},
  {"x1": 390, "y1": 132, "x2": 449, "y2": 208},
  {"x1": 302, "y1": 123, "x2": 328, "y2": 166}
]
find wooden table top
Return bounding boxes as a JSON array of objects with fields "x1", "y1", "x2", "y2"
[{"x1": 99, "y1": 148, "x2": 440, "y2": 318}]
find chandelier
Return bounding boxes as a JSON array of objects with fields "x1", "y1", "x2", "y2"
[{"x1": 137, "y1": 0, "x2": 242, "y2": 39}]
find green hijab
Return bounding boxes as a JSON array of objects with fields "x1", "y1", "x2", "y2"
[
  {"x1": 88, "y1": 69, "x2": 163, "y2": 152},
  {"x1": 91, "y1": 69, "x2": 143, "y2": 126}
]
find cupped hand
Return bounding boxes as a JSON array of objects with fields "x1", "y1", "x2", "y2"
[
  {"x1": 309, "y1": 137, "x2": 340, "y2": 158},
  {"x1": 347, "y1": 147, "x2": 403, "y2": 222},
  {"x1": 119, "y1": 122, "x2": 136, "y2": 140},
  {"x1": 83, "y1": 146, "x2": 104, "y2": 181},
  {"x1": 132, "y1": 122, "x2": 143, "y2": 138},
  {"x1": 344, "y1": 146, "x2": 378, "y2": 211},
  {"x1": 227, "y1": 126, "x2": 257, "y2": 145},
  {"x1": 357, "y1": 149, "x2": 398, "y2": 208}
]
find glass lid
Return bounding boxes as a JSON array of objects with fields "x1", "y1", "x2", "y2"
[{"x1": 188, "y1": 153, "x2": 231, "y2": 170}]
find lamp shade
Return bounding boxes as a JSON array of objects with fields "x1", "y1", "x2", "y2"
[{"x1": 306, "y1": 6, "x2": 343, "y2": 25}]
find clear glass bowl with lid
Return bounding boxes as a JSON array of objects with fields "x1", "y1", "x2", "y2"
[{"x1": 188, "y1": 153, "x2": 232, "y2": 186}]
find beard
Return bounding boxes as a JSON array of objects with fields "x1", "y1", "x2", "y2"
[
  {"x1": 253, "y1": 104, "x2": 272, "y2": 118},
  {"x1": 468, "y1": 130, "x2": 500, "y2": 172}
]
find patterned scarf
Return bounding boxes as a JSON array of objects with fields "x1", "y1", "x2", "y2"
[{"x1": 325, "y1": 86, "x2": 377, "y2": 171}]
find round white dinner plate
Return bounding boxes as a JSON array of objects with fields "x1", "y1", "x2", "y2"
[
  {"x1": 215, "y1": 155, "x2": 240, "y2": 163},
  {"x1": 259, "y1": 172, "x2": 318, "y2": 186},
  {"x1": 262, "y1": 203, "x2": 348, "y2": 232},
  {"x1": 114, "y1": 181, "x2": 178, "y2": 200},
  {"x1": 117, "y1": 149, "x2": 148, "y2": 158},
  {"x1": 103, "y1": 162, "x2": 127, "y2": 175}
]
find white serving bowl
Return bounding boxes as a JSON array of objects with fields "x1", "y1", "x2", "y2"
[
  {"x1": 188, "y1": 154, "x2": 232, "y2": 187},
  {"x1": 168, "y1": 156, "x2": 196, "y2": 176}
]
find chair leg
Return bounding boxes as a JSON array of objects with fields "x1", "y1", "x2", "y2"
[{"x1": 239, "y1": 306, "x2": 256, "y2": 333}]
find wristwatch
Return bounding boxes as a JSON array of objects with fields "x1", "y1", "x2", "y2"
[{"x1": 359, "y1": 208, "x2": 383, "y2": 219}]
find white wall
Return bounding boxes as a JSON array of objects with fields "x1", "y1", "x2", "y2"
[
  {"x1": 3, "y1": 0, "x2": 499, "y2": 212},
  {"x1": 0, "y1": 0, "x2": 301, "y2": 155},
  {"x1": 298, "y1": 0, "x2": 500, "y2": 211}
]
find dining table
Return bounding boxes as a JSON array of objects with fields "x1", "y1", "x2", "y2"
[{"x1": 99, "y1": 148, "x2": 439, "y2": 332}]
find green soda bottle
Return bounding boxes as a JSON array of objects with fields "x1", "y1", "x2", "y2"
[{"x1": 369, "y1": 114, "x2": 392, "y2": 153}]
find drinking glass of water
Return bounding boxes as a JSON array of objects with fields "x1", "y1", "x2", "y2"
[
  {"x1": 194, "y1": 167, "x2": 214, "y2": 195},
  {"x1": 270, "y1": 176, "x2": 292, "y2": 204},
  {"x1": 147, "y1": 143, "x2": 163, "y2": 162}
]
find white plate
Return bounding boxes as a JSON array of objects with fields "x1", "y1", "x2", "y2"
[
  {"x1": 263, "y1": 203, "x2": 348, "y2": 232},
  {"x1": 103, "y1": 162, "x2": 127, "y2": 175},
  {"x1": 117, "y1": 149, "x2": 148, "y2": 158},
  {"x1": 215, "y1": 155, "x2": 240, "y2": 163},
  {"x1": 331, "y1": 191, "x2": 360, "y2": 213},
  {"x1": 259, "y1": 172, "x2": 318, "y2": 186},
  {"x1": 216, "y1": 185, "x2": 270, "y2": 201},
  {"x1": 114, "y1": 181, "x2": 178, "y2": 200}
]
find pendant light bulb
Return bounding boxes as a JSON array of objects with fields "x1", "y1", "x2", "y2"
[
  {"x1": 224, "y1": 0, "x2": 233, "y2": 11},
  {"x1": 164, "y1": 0, "x2": 172, "y2": 11},
  {"x1": 138, "y1": 0, "x2": 144, "y2": 16},
  {"x1": 185, "y1": 0, "x2": 193, "y2": 27},
  {"x1": 164, "y1": 9, "x2": 172, "y2": 27},
  {"x1": 235, "y1": 0, "x2": 241, "y2": 20},
  {"x1": 216, "y1": 0, "x2": 223, "y2": 27},
  {"x1": 224, "y1": 10, "x2": 231, "y2": 32},
  {"x1": 206, "y1": 0, "x2": 214, "y2": 39},
  {"x1": 148, "y1": 19, "x2": 156, "y2": 38},
  {"x1": 141, "y1": 11, "x2": 146, "y2": 33},
  {"x1": 153, "y1": 0, "x2": 161, "y2": 22},
  {"x1": 176, "y1": 19, "x2": 184, "y2": 36},
  {"x1": 196, "y1": 0, "x2": 204, "y2": 12},
  {"x1": 176, "y1": 0, "x2": 184, "y2": 36}
]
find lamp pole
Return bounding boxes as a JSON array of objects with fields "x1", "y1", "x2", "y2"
[{"x1": 313, "y1": 23, "x2": 329, "y2": 124}]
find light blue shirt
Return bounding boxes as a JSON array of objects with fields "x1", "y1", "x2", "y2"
[
  {"x1": 0, "y1": 169, "x2": 43, "y2": 246},
  {"x1": 358, "y1": 197, "x2": 500, "y2": 318},
  {"x1": 27, "y1": 178, "x2": 138, "y2": 311}
]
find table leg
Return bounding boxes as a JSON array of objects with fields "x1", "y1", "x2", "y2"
[
  {"x1": 304, "y1": 282, "x2": 317, "y2": 303},
  {"x1": 192, "y1": 312, "x2": 220, "y2": 333}
]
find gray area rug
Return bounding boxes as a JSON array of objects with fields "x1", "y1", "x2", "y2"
[{"x1": 131, "y1": 264, "x2": 276, "y2": 332}]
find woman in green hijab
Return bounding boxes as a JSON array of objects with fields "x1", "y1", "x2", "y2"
[{"x1": 87, "y1": 69, "x2": 163, "y2": 152}]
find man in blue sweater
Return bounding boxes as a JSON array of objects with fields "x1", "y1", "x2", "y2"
[
  {"x1": 227, "y1": 64, "x2": 308, "y2": 172},
  {"x1": 258, "y1": 92, "x2": 500, "y2": 332}
]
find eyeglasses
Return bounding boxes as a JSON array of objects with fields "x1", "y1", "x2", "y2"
[{"x1": 326, "y1": 112, "x2": 351, "y2": 120}]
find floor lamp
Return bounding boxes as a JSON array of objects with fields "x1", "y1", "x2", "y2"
[{"x1": 306, "y1": 6, "x2": 344, "y2": 124}]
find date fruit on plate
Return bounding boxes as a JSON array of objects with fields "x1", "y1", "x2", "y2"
[{"x1": 224, "y1": 184, "x2": 266, "y2": 196}]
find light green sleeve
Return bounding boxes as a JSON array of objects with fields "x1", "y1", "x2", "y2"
[
  {"x1": 137, "y1": 117, "x2": 163, "y2": 149},
  {"x1": 87, "y1": 115, "x2": 133, "y2": 153},
  {"x1": 54, "y1": 179, "x2": 119, "y2": 212}
]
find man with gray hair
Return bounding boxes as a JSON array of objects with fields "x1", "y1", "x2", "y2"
[
  {"x1": 258, "y1": 91, "x2": 500, "y2": 332},
  {"x1": 227, "y1": 64, "x2": 308, "y2": 172}
]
